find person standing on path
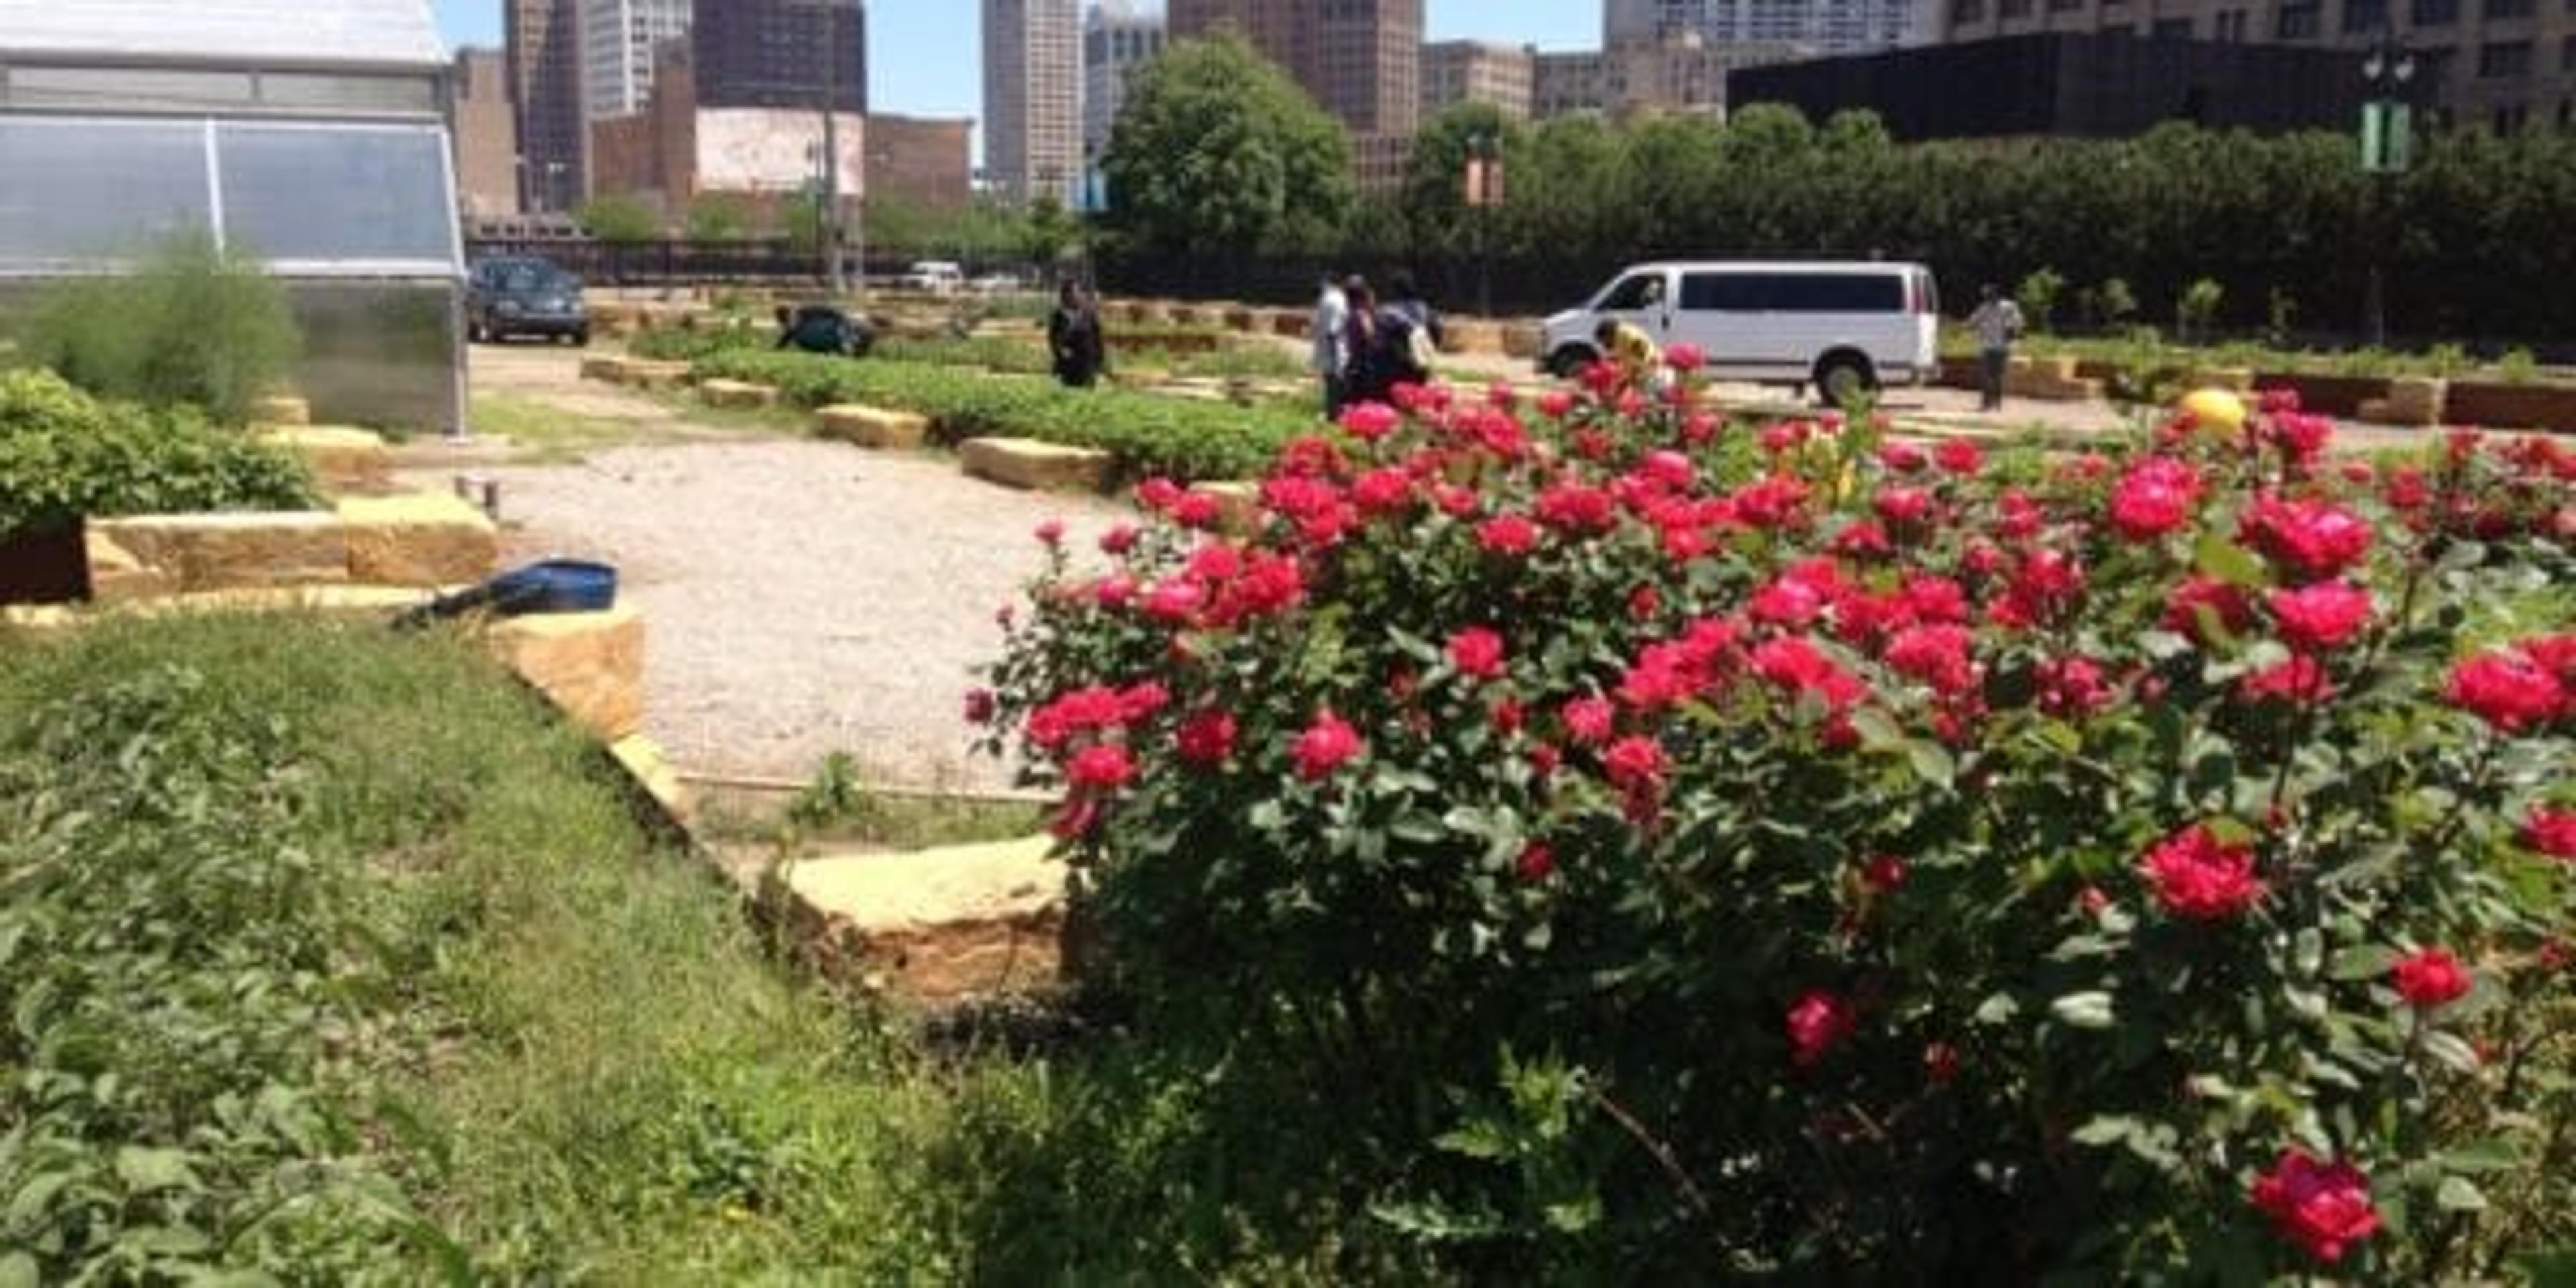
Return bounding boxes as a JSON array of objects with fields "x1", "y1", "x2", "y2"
[
  {"x1": 1048, "y1": 280, "x2": 1106, "y2": 389},
  {"x1": 1968, "y1": 283, "x2": 2025, "y2": 413},
  {"x1": 1311, "y1": 272, "x2": 1352, "y2": 418}
]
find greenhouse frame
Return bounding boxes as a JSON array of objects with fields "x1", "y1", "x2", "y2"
[{"x1": 0, "y1": 0, "x2": 465, "y2": 433}]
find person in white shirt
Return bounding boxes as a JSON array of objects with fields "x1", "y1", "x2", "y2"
[
  {"x1": 1968, "y1": 284, "x2": 2026, "y2": 413},
  {"x1": 1311, "y1": 272, "x2": 1351, "y2": 418}
]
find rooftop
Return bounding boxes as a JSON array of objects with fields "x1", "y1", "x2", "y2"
[{"x1": 0, "y1": 0, "x2": 443, "y2": 71}]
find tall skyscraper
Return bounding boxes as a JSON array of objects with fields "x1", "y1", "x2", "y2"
[
  {"x1": 983, "y1": 0, "x2": 1083, "y2": 205},
  {"x1": 1170, "y1": 0, "x2": 1424, "y2": 138},
  {"x1": 453, "y1": 47, "x2": 521, "y2": 217},
  {"x1": 505, "y1": 0, "x2": 585, "y2": 211},
  {"x1": 1084, "y1": 0, "x2": 1165, "y2": 162},
  {"x1": 583, "y1": 0, "x2": 693, "y2": 120},
  {"x1": 694, "y1": 0, "x2": 868, "y2": 113},
  {"x1": 1421, "y1": 40, "x2": 1535, "y2": 123},
  {"x1": 1602, "y1": 0, "x2": 1923, "y2": 56}
]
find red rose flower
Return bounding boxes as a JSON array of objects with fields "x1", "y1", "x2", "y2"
[
  {"x1": 2250, "y1": 1150, "x2": 2381, "y2": 1265},
  {"x1": 2267, "y1": 581, "x2": 2374, "y2": 653},
  {"x1": 2445, "y1": 649, "x2": 2565, "y2": 733},
  {"x1": 1664, "y1": 341, "x2": 1707, "y2": 372},
  {"x1": 1883, "y1": 623, "x2": 1976, "y2": 697},
  {"x1": 1171, "y1": 492, "x2": 1222, "y2": 529},
  {"x1": 1350, "y1": 468, "x2": 1413, "y2": 515},
  {"x1": 2107, "y1": 457, "x2": 2204, "y2": 541},
  {"x1": 1516, "y1": 841, "x2": 1556, "y2": 882},
  {"x1": 2391, "y1": 947, "x2": 2473, "y2": 1009},
  {"x1": 2523, "y1": 805, "x2": 2576, "y2": 860},
  {"x1": 2239, "y1": 654, "x2": 2337, "y2": 706},
  {"x1": 1538, "y1": 390, "x2": 1576, "y2": 419},
  {"x1": 1135, "y1": 477, "x2": 1184, "y2": 513},
  {"x1": 1291, "y1": 710, "x2": 1364, "y2": 780},
  {"x1": 1752, "y1": 636, "x2": 1869, "y2": 714},
  {"x1": 1066, "y1": 743, "x2": 1136, "y2": 790},
  {"x1": 1338, "y1": 401, "x2": 1400, "y2": 441},
  {"x1": 1562, "y1": 696, "x2": 1616, "y2": 745},
  {"x1": 1862, "y1": 853, "x2": 1909, "y2": 892},
  {"x1": 1099, "y1": 523, "x2": 1140, "y2": 555},
  {"x1": 1933, "y1": 439, "x2": 1983, "y2": 476},
  {"x1": 1448, "y1": 627, "x2": 1507, "y2": 680},
  {"x1": 963, "y1": 688, "x2": 998, "y2": 725},
  {"x1": 2241, "y1": 496, "x2": 2374, "y2": 582},
  {"x1": 1602, "y1": 735, "x2": 1669, "y2": 792},
  {"x1": 1923, "y1": 1042, "x2": 1962, "y2": 1085},
  {"x1": 1034, "y1": 519, "x2": 1066, "y2": 547},
  {"x1": 2163, "y1": 575, "x2": 2255, "y2": 645},
  {"x1": 1874, "y1": 486, "x2": 1935, "y2": 527},
  {"x1": 1477, "y1": 513, "x2": 1539, "y2": 555},
  {"x1": 1785, "y1": 989, "x2": 1856, "y2": 1069},
  {"x1": 2139, "y1": 824, "x2": 2265, "y2": 921},
  {"x1": 1175, "y1": 710, "x2": 1237, "y2": 766},
  {"x1": 2037, "y1": 655, "x2": 2116, "y2": 718}
]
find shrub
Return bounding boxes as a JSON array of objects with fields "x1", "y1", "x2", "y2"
[
  {"x1": 2498, "y1": 347, "x2": 2539, "y2": 386},
  {"x1": 2015, "y1": 267, "x2": 2065, "y2": 335},
  {"x1": 979, "y1": 366, "x2": 2576, "y2": 1279},
  {"x1": 13, "y1": 234, "x2": 300, "y2": 425},
  {"x1": 577, "y1": 195, "x2": 661, "y2": 246},
  {"x1": 2090, "y1": 278, "x2": 2140, "y2": 329},
  {"x1": 692, "y1": 350, "x2": 1313, "y2": 482},
  {"x1": 2176, "y1": 278, "x2": 2226, "y2": 346},
  {"x1": 0, "y1": 370, "x2": 315, "y2": 538}
]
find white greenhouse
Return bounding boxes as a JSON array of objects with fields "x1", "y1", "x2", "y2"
[{"x1": 0, "y1": 0, "x2": 465, "y2": 432}]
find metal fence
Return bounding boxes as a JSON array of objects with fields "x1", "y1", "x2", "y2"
[{"x1": 462, "y1": 239, "x2": 1040, "y2": 288}]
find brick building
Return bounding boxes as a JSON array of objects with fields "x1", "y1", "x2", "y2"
[
  {"x1": 1422, "y1": 39, "x2": 1536, "y2": 121},
  {"x1": 867, "y1": 113, "x2": 974, "y2": 212},
  {"x1": 453, "y1": 47, "x2": 520, "y2": 217}
]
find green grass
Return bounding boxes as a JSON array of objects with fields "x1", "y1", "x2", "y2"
[
  {"x1": 467, "y1": 392, "x2": 694, "y2": 462},
  {"x1": 0, "y1": 615, "x2": 1424, "y2": 1282}
]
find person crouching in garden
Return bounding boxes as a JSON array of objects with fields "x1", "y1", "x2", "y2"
[
  {"x1": 1049, "y1": 280, "x2": 1106, "y2": 390},
  {"x1": 1595, "y1": 317, "x2": 1661, "y2": 392}
]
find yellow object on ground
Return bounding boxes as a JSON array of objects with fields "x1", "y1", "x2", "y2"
[{"x1": 2180, "y1": 388, "x2": 2248, "y2": 433}]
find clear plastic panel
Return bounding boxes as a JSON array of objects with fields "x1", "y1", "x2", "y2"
[
  {"x1": 215, "y1": 125, "x2": 453, "y2": 266},
  {"x1": 0, "y1": 119, "x2": 213, "y2": 268}
]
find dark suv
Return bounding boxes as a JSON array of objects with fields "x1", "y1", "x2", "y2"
[{"x1": 466, "y1": 256, "x2": 590, "y2": 345}]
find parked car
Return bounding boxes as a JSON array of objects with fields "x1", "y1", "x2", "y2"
[
  {"x1": 969, "y1": 272, "x2": 1026, "y2": 295},
  {"x1": 466, "y1": 256, "x2": 590, "y2": 345},
  {"x1": 1538, "y1": 260, "x2": 1939, "y2": 402},
  {"x1": 900, "y1": 261, "x2": 966, "y2": 294}
]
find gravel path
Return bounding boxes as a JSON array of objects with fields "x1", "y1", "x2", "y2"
[{"x1": 470, "y1": 437, "x2": 1121, "y2": 790}]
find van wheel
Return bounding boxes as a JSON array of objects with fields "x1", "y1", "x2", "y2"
[
  {"x1": 1814, "y1": 353, "x2": 1878, "y2": 407},
  {"x1": 1547, "y1": 345, "x2": 1597, "y2": 380}
]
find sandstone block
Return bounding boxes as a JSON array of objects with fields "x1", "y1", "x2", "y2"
[
  {"x1": 783, "y1": 835, "x2": 1068, "y2": 1004},
  {"x1": 259, "y1": 426, "x2": 393, "y2": 496},
  {"x1": 1501, "y1": 325, "x2": 1542, "y2": 360},
  {"x1": 1167, "y1": 304, "x2": 1205, "y2": 327},
  {"x1": 2355, "y1": 398, "x2": 2396, "y2": 423},
  {"x1": 250, "y1": 396, "x2": 311, "y2": 426},
  {"x1": 610, "y1": 734, "x2": 692, "y2": 826},
  {"x1": 2384, "y1": 376, "x2": 2447, "y2": 427},
  {"x1": 83, "y1": 527, "x2": 176, "y2": 604},
  {"x1": 93, "y1": 513, "x2": 347, "y2": 593},
  {"x1": 1445, "y1": 320, "x2": 1505, "y2": 356},
  {"x1": 959, "y1": 437, "x2": 1112, "y2": 492},
  {"x1": 816, "y1": 404, "x2": 931, "y2": 449},
  {"x1": 337, "y1": 492, "x2": 500, "y2": 588},
  {"x1": 580, "y1": 354, "x2": 629, "y2": 383},
  {"x1": 1270, "y1": 309, "x2": 1311, "y2": 339},
  {"x1": 699, "y1": 379, "x2": 780, "y2": 410},
  {"x1": 486, "y1": 607, "x2": 645, "y2": 743}
]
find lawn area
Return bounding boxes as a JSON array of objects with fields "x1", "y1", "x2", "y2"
[{"x1": 0, "y1": 616, "x2": 1406, "y2": 1283}]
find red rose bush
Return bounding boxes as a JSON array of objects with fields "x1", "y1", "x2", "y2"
[{"x1": 978, "y1": 368, "x2": 2574, "y2": 1278}]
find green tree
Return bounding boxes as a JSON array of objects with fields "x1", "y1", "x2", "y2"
[
  {"x1": 1020, "y1": 193, "x2": 1084, "y2": 275},
  {"x1": 1102, "y1": 35, "x2": 1352, "y2": 258},
  {"x1": 1403, "y1": 101, "x2": 1525, "y2": 253},
  {"x1": 19, "y1": 233, "x2": 300, "y2": 425},
  {"x1": 576, "y1": 195, "x2": 661, "y2": 245},
  {"x1": 683, "y1": 194, "x2": 753, "y2": 241}
]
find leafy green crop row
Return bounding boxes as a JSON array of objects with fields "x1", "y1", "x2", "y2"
[
  {"x1": 694, "y1": 350, "x2": 1315, "y2": 482},
  {"x1": 0, "y1": 370, "x2": 316, "y2": 538}
]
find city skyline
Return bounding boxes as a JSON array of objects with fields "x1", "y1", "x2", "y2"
[{"x1": 434, "y1": 0, "x2": 1597, "y2": 129}]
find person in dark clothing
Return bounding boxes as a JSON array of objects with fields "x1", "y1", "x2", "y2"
[
  {"x1": 1047, "y1": 281, "x2": 1108, "y2": 389},
  {"x1": 1344, "y1": 273, "x2": 1435, "y2": 402},
  {"x1": 1385, "y1": 270, "x2": 1445, "y2": 355},
  {"x1": 774, "y1": 304, "x2": 874, "y2": 357},
  {"x1": 1340, "y1": 278, "x2": 1392, "y2": 405}
]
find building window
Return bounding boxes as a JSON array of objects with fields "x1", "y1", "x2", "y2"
[
  {"x1": 2410, "y1": 0, "x2": 2458, "y2": 23},
  {"x1": 2565, "y1": 33, "x2": 2576, "y2": 67},
  {"x1": 1998, "y1": 0, "x2": 2031, "y2": 17},
  {"x1": 2050, "y1": 0, "x2": 2083, "y2": 11},
  {"x1": 2153, "y1": 16, "x2": 2196, "y2": 35},
  {"x1": 2483, "y1": 0, "x2": 2535, "y2": 17},
  {"x1": 2479, "y1": 40, "x2": 2532, "y2": 76},
  {"x1": 2344, "y1": 0, "x2": 2389, "y2": 30},
  {"x1": 2277, "y1": 1, "x2": 2324, "y2": 34}
]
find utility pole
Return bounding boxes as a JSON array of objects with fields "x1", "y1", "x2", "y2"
[
  {"x1": 2359, "y1": 34, "x2": 2417, "y2": 350},
  {"x1": 790, "y1": 0, "x2": 855, "y2": 294}
]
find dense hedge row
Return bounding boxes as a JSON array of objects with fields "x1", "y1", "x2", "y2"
[
  {"x1": 0, "y1": 370, "x2": 315, "y2": 539},
  {"x1": 692, "y1": 350, "x2": 1314, "y2": 483}
]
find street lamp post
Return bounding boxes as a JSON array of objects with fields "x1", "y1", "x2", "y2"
[
  {"x1": 1463, "y1": 131, "x2": 1503, "y2": 318},
  {"x1": 2359, "y1": 35, "x2": 2418, "y2": 349}
]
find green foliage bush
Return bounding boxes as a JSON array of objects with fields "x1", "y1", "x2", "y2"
[
  {"x1": 13, "y1": 235, "x2": 300, "y2": 425},
  {"x1": 694, "y1": 350, "x2": 1311, "y2": 482},
  {"x1": 0, "y1": 370, "x2": 315, "y2": 537},
  {"x1": 981, "y1": 368, "x2": 2576, "y2": 1278},
  {"x1": 2016, "y1": 266, "x2": 2065, "y2": 335}
]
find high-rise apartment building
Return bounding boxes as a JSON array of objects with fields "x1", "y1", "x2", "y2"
[
  {"x1": 1085, "y1": 0, "x2": 1166, "y2": 160},
  {"x1": 583, "y1": 0, "x2": 692, "y2": 120},
  {"x1": 1422, "y1": 40, "x2": 1537, "y2": 121},
  {"x1": 505, "y1": 0, "x2": 586, "y2": 211},
  {"x1": 1605, "y1": 0, "x2": 1929, "y2": 56},
  {"x1": 1170, "y1": 0, "x2": 1426, "y2": 137},
  {"x1": 985, "y1": 0, "x2": 1083, "y2": 205},
  {"x1": 453, "y1": 47, "x2": 521, "y2": 217},
  {"x1": 694, "y1": 0, "x2": 868, "y2": 113},
  {"x1": 1535, "y1": 30, "x2": 1807, "y2": 117},
  {"x1": 1943, "y1": 0, "x2": 2567, "y2": 130}
]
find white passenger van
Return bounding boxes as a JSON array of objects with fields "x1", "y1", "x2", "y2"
[{"x1": 1538, "y1": 260, "x2": 1941, "y2": 402}]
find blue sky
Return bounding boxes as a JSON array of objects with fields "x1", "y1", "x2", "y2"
[{"x1": 433, "y1": 1, "x2": 1598, "y2": 122}]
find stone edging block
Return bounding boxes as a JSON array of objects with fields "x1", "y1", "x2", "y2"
[
  {"x1": 780, "y1": 835, "x2": 1068, "y2": 1004},
  {"x1": 90, "y1": 513, "x2": 348, "y2": 594},
  {"x1": 700, "y1": 378, "x2": 780, "y2": 410},
  {"x1": 337, "y1": 492, "x2": 500, "y2": 588},
  {"x1": 959, "y1": 437, "x2": 1112, "y2": 492},
  {"x1": 816, "y1": 404, "x2": 930, "y2": 449},
  {"x1": 486, "y1": 608, "x2": 646, "y2": 743},
  {"x1": 258, "y1": 426, "x2": 394, "y2": 496}
]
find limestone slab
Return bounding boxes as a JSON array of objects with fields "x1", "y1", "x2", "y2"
[
  {"x1": 610, "y1": 734, "x2": 692, "y2": 826},
  {"x1": 579, "y1": 354, "x2": 629, "y2": 383},
  {"x1": 486, "y1": 608, "x2": 645, "y2": 743},
  {"x1": 337, "y1": 492, "x2": 500, "y2": 588},
  {"x1": 616, "y1": 360, "x2": 694, "y2": 390},
  {"x1": 250, "y1": 395, "x2": 311, "y2": 426},
  {"x1": 83, "y1": 527, "x2": 175, "y2": 604},
  {"x1": 93, "y1": 512, "x2": 348, "y2": 593},
  {"x1": 783, "y1": 835, "x2": 1067, "y2": 1004},
  {"x1": 700, "y1": 378, "x2": 779, "y2": 410},
  {"x1": 816, "y1": 404, "x2": 930, "y2": 450},
  {"x1": 959, "y1": 437, "x2": 1112, "y2": 492},
  {"x1": 260, "y1": 426, "x2": 393, "y2": 496}
]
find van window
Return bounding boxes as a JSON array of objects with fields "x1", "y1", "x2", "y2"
[
  {"x1": 1680, "y1": 273, "x2": 1766, "y2": 311},
  {"x1": 1596, "y1": 272, "x2": 1666, "y2": 311},
  {"x1": 1767, "y1": 274, "x2": 1905, "y2": 313}
]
